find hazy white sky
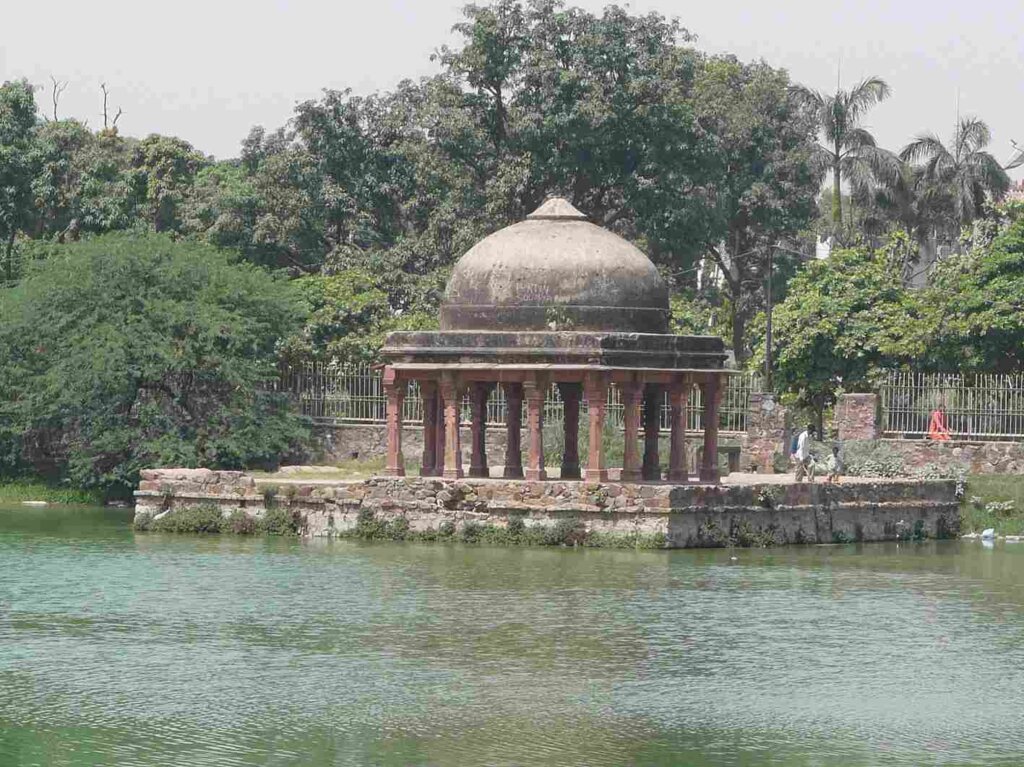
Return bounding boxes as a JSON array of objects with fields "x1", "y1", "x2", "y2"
[{"x1": 3, "y1": 0, "x2": 1022, "y2": 179}]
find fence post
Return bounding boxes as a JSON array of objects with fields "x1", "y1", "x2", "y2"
[
  {"x1": 835, "y1": 393, "x2": 880, "y2": 442},
  {"x1": 742, "y1": 392, "x2": 790, "y2": 474}
]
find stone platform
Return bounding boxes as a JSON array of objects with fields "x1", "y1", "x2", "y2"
[{"x1": 135, "y1": 469, "x2": 960, "y2": 548}]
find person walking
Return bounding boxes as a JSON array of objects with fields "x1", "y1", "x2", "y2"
[{"x1": 794, "y1": 423, "x2": 816, "y2": 482}]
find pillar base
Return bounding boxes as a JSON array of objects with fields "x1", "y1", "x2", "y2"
[
  {"x1": 468, "y1": 467, "x2": 490, "y2": 479},
  {"x1": 619, "y1": 469, "x2": 642, "y2": 482},
  {"x1": 384, "y1": 467, "x2": 405, "y2": 477},
  {"x1": 525, "y1": 468, "x2": 547, "y2": 481},
  {"x1": 503, "y1": 466, "x2": 524, "y2": 480},
  {"x1": 699, "y1": 468, "x2": 720, "y2": 483},
  {"x1": 667, "y1": 469, "x2": 688, "y2": 483},
  {"x1": 560, "y1": 463, "x2": 581, "y2": 480},
  {"x1": 585, "y1": 469, "x2": 608, "y2": 482}
]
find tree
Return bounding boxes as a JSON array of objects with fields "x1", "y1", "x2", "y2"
[
  {"x1": 0, "y1": 233, "x2": 308, "y2": 493},
  {"x1": 694, "y1": 55, "x2": 819, "y2": 359},
  {"x1": 900, "y1": 116, "x2": 1011, "y2": 236},
  {"x1": 280, "y1": 270, "x2": 438, "y2": 366},
  {"x1": 923, "y1": 217, "x2": 1024, "y2": 371},
  {"x1": 0, "y1": 80, "x2": 41, "y2": 280},
  {"x1": 791, "y1": 76, "x2": 894, "y2": 234},
  {"x1": 133, "y1": 134, "x2": 208, "y2": 232},
  {"x1": 761, "y1": 239, "x2": 922, "y2": 427}
]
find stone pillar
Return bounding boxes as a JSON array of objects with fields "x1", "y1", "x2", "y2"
[
  {"x1": 835, "y1": 393, "x2": 880, "y2": 441},
  {"x1": 440, "y1": 372, "x2": 463, "y2": 479},
  {"x1": 621, "y1": 380, "x2": 643, "y2": 482},
  {"x1": 557, "y1": 382, "x2": 582, "y2": 480},
  {"x1": 503, "y1": 382, "x2": 524, "y2": 479},
  {"x1": 419, "y1": 379, "x2": 438, "y2": 477},
  {"x1": 469, "y1": 383, "x2": 492, "y2": 478},
  {"x1": 742, "y1": 392, "x2": 789, "y2": 474},
  {"x1": 524, "y1": 376, "x2": 547, "y2": 481},
  {"x1": 699, "y1": 375, "x2": 723, "y2": 483},
  {"x1": 668, "y1": 377, "x2": 689, "y2": 483},
  {"x1": 642, "y1": 384, "x2": 663, "y2": 481},
  {"x1": 584, "y1": 373, "x2": 609, "y2": 482},
  {"x1": 434, "y1": 391, "x2": 447, "y2": 476},
  {"x1": 383, "y1": 368, "x2": 405, "y2": 477}
]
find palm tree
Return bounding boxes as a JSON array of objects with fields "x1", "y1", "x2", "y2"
[
  {"x1": 900, "y1": 116, "x2": 1011, "y2": 234},
  {"x1": 791, "y1": 76, "x2": 895, "y2": 232}
]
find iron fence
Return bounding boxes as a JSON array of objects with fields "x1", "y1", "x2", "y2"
[
  {"x1": 880, "y1": 371, "x2": 1024, "y2": 441},
  {"x1": 276, "y1": 363, "x2": 760, "y2": 434}
]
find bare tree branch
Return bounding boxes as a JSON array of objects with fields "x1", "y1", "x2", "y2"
[
  {"x1": 50, "y1": 76, "x2": 69, "y2": 121},
  {"x1": 100, "y1": 83, "x2": 124, "y2": 133}
]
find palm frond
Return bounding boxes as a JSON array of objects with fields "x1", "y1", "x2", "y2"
[
  {"x1": 956, "y1": 116, "x2": 991, "y2": 157},
  {"x1": 788, "y1": 84, "x2": 825, "y2": 112},
  {"x1": 899, "y1": 133, "x2": 947, "y2": 165},
  {"x1": 845, "y1": 76, "x2": 891, "y2": 122},
  {"x1": 842, "y1": 127, "x2": 877, "y2": 150}
]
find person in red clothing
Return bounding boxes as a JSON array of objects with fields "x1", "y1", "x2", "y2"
[{"x1": 928, "y1": 404, "x2": 952, "y2": 441}]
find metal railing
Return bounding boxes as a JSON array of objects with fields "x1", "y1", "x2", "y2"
[
  {"x1": 880, "y1": 371, "x2": 1024, "y2": 441},
  {"x1": 277, "y1": 363, "x2": 760, "y2": 434}
]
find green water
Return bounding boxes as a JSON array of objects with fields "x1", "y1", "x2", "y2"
[{"x1": 2, "y1": 505, "x2": 1024, "y2": 766}]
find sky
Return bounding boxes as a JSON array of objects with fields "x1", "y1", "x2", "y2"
[{"x1": 2, "y1": 0, "x2": 1022, "y2": 180}]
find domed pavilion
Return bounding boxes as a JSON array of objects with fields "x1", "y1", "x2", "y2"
[{"x1": 379, "y1": 198, "x2": 730, "y2": 483}]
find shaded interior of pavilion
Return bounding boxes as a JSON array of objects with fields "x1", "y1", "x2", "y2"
[{"x1": 381, "y1": 368, "x2": 729, "y2": 484}]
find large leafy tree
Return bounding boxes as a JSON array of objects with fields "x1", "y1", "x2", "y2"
[
  {"x1": 791, "y1": 76, "x2": 894, "y2": 234},
  {"x1": 923, "y1": 217, "x2": 1024, "y2": 371},
  {"x1": 694, "y1": 55, "x2": 819, "y2": 359},
  {"x1": 0, "y1": 233, "x2": 308, "y2": 493},
  {"x1": 761, "y1": 239, "x2": 922, "y2": 426},
  {"x1": 133, "y1": 134, "x2": 208, "y2": 232},
  {"x1": 0, "y1": 80, "x2": 41, "y2": 280},
  {"x1": 900, "y1": 116, "x2": 1011, "y2": 236}
]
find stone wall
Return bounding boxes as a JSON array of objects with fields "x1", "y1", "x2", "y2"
[
  {"x1": 836, "y1": 394, "x2": 879, "y2": 441},
  {"x1": 832, "y1": 393, "x2": 1024, "y2": 476},
  {"x1": 884, "y1": 439, "x2": 1024, "y2": 475},
  {"x1": 135, "y1": 469, "x2": 959, "y2": 548},
  {"x1": 312, "y1": 424, "x2": 507, "y2": 464},
  {"x1": 741, "y1": 393, "x2": 790, "y2": 473}
]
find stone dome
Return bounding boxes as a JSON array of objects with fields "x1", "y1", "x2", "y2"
[{"x1": 440, "y1": 198, "x2": 670, "y2": 333}]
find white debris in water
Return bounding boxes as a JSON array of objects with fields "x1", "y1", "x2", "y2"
[{"x1": 21, "y1": 501, "x2": 48, "y2": 507}]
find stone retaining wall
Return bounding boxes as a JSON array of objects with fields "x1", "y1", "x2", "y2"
[
  {"x1": 135, "y1": 469, "x2": 959, "y2": 548},
  {"x1": 883, "y1": 439, "x2": 1024, "y2": 475}
]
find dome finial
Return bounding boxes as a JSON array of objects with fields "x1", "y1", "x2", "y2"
[{"x1": 526, "y1": 197, "x2": 589, "y2": 221}]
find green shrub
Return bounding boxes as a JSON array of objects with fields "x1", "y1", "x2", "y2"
[
  {"x1": 226, "y1": 509, "x2": 258, "y2": 534},
  {"x1": 460, "y1": 520, "x2": 484, "y2": 543},
  {"x1": 842, "y1": 440, "x2": 906, "y2": 477},
  {"x1": 259, "y1": 506, "x2": 301, "y2": 536},
  {"x1": 149, "y1": 505, "x2": 224, "y2": 533}
]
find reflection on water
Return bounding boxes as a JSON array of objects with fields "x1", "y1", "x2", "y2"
[{"x1": 2, "y1": 505, "x2": 1024, "y2": 766}]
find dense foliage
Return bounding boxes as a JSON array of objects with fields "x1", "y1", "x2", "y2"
[
  {"x1": 0, "y1": 0, "x2": 1019, "y2": 457},
  {"x1": 0, "y1": 1, "x2": 828, "y2": 364},
  {"x1": 763, "y1": 215, "x2": 1024, "y2": 421},
  {"x1": 0, "y1": 234, "x2": 307, "y2": 494}
]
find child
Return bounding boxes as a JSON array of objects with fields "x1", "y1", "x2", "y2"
[{"x1": 824, "y1": 445, "x2": 843, "y2": 484}]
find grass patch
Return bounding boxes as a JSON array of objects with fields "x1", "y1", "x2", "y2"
[
  {"x1": 961, "y1": 475, "x2": 1024, "y2": 535},
  {"x1": 0, "y1": 481, "x2": 103, "y2": 505}
]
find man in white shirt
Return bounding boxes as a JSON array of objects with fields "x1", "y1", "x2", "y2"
[{"x1": 793, "y1": 424, "x2": 816, "y2": 482}]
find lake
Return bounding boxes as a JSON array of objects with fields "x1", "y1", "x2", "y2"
[{"x1": 2, "y1": 504, "x2": 1023, "y2": 766}]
